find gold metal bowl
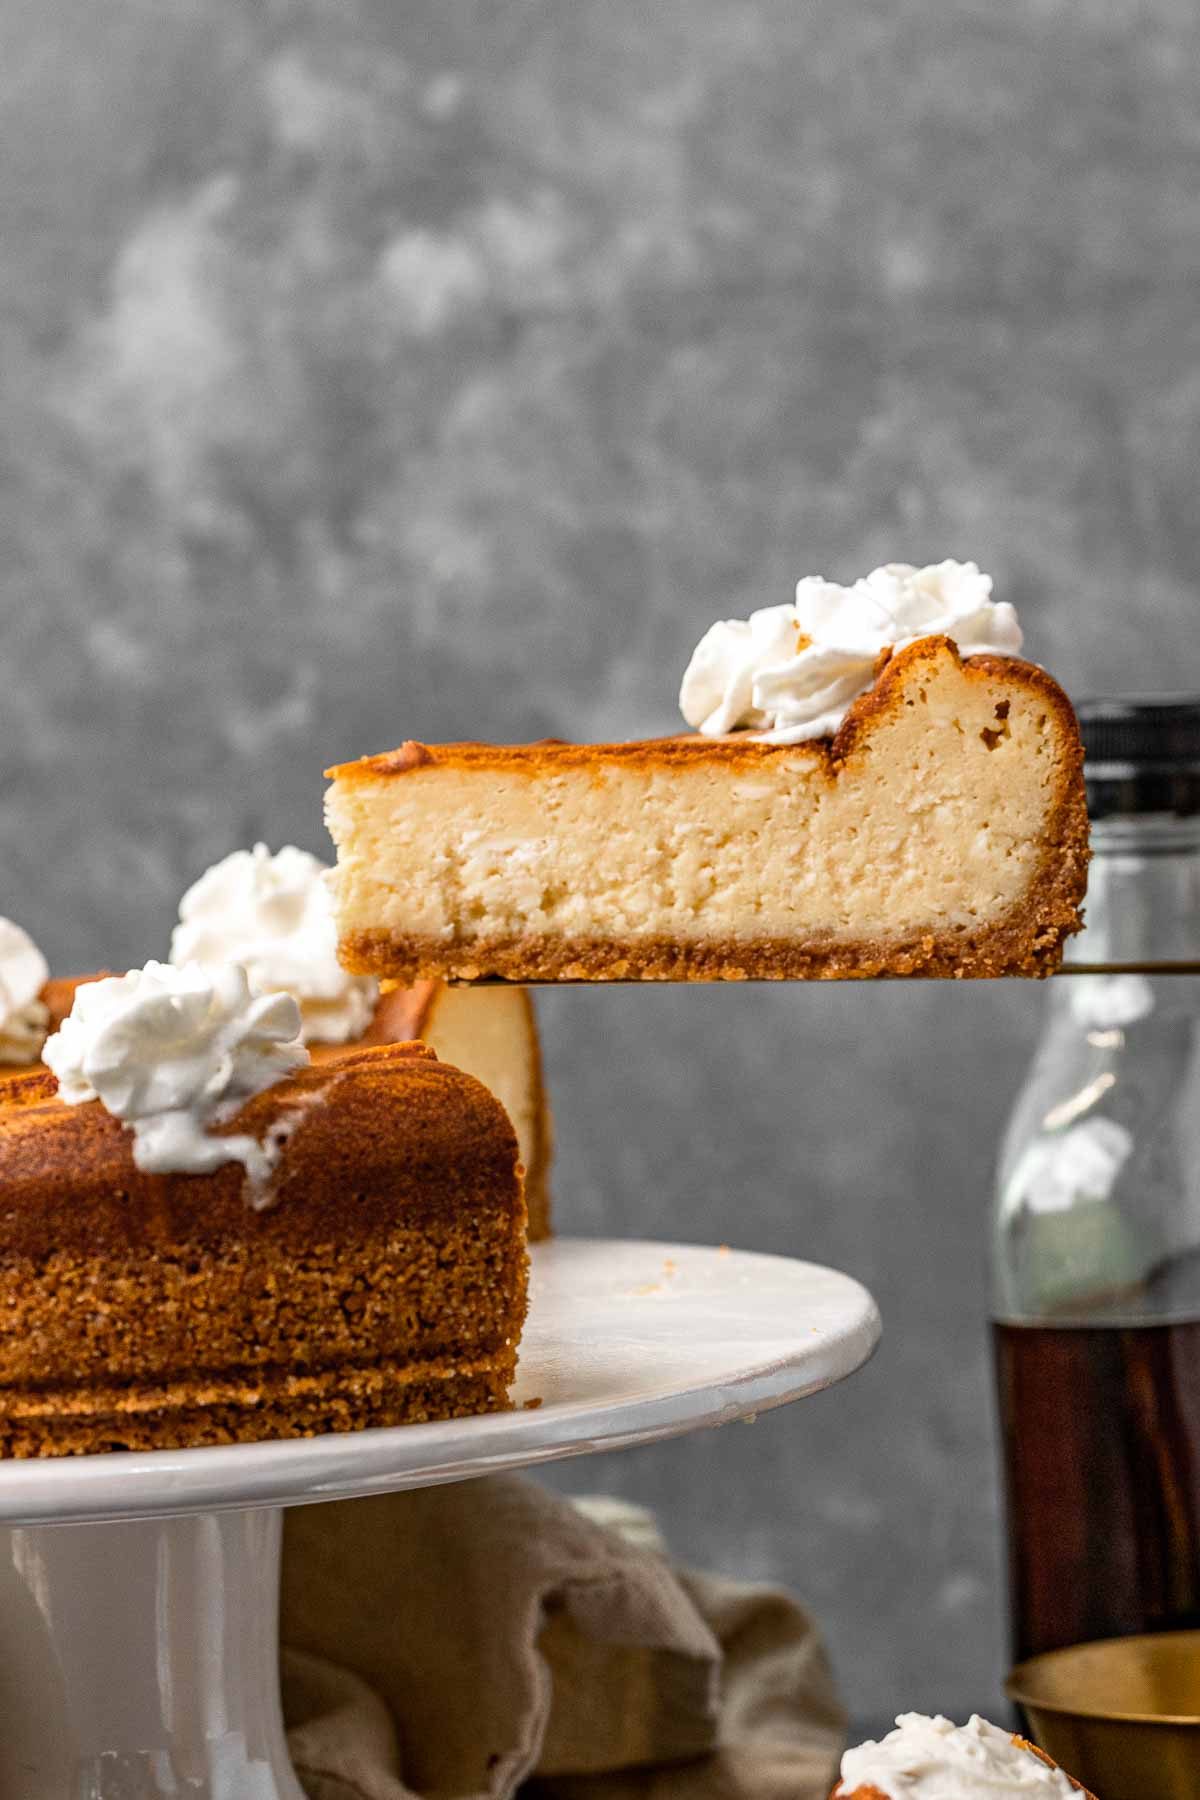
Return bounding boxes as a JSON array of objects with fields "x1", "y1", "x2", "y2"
[{"x1": 1007, "y1": 1631, "x2": 1200, "y2": 1799}]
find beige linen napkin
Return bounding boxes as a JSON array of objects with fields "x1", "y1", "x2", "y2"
[{"x1": 280, "y1": 1475, "x2": 844, "y2": 1800}]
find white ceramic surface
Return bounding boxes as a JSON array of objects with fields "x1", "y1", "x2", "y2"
[
  {"x1": 0, "y1": 1237, "x2": 881, "y2": 1526},
  {"x1": 0, "y1": 1238, "x2": 879, "y2": 1797},
  {"x1": 0, "y1": 1510, "x2": 304, "y2": 1799}
]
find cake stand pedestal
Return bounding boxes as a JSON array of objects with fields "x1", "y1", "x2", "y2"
[{"x1": 0, "y1": 1237, "x2": 880, "y2": 1799}]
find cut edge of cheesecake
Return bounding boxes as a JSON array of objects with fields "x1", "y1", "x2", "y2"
[{"x1": 326, "y1": 637, "x2": 1090, "y2": 983}]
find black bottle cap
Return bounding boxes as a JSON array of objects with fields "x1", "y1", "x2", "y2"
[{"x1": 1077, "y1": 696, "x2": 1200, "y2": 818}]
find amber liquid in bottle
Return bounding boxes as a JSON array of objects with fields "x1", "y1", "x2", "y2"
[{"x1": 994, "y1": 1308, "x2": 1200, "y2": 1662}]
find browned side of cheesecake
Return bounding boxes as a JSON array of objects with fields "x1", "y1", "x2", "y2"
[
  {"x1": 1016, "y1": 1736, "x2": 1095, "y2": 1796},
  {"x1": 327, "y1": 640, "x2": 1089, "y2": 984},
  {"x1": 0, "y1": 1044, "x2": 528, "y2": 1456},
  {"x1": 41, "y1": 973, "x2": 104, "y2": 1032}
]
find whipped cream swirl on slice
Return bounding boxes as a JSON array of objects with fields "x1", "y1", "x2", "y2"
[
  {"x1": 44, "y1": 961, "x2": 308, "y2": 1181},
  {"x1": 840, "y1": 1713, "x2": 1076, "y2": 1797},
  {"x1": 680, "y1": 560, "x2": 1022, "y2": 743},
  {"x1": 0, "y1": 917, "x2": 50, "y2": 1065},
  {"x1": 170, "y1": 843, "x2": 378, "y2": 1044}
]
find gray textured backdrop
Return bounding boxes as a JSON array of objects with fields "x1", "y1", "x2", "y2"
[{"x1": 2, "y1": 0, "x2": 1199, "y2": 1736}]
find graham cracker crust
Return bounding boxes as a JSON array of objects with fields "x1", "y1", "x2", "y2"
[
  {"x1": 0, "y1": 1353, "x2": 516, "y2": 1457},
  {"x1": 340, "y1": 887, "x2": 1085, "y2": 984}
]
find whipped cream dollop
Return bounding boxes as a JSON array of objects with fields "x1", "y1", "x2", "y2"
[
  {"x1": 840, "y1": 1713, "x2": 1076, "y2": 1798},
  {"x1": 44, "y1": 961, "x2": 308, "y2": 1182},
  {"x1": 680, "y1": 560, "x2": 1022, "y2": 743},
  {"x1": 170, "y1": 843, "x2": 378, "y2": 1044},
  {"x1": 0, "y1": 917, "x2": 50, "y2": 1065}
]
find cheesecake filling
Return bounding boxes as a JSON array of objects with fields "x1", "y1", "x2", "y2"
[
  {"x1": 0, "y1": 918, "x2": 50, "y2": 1065},
  {"x1": 680, "y1": 559, "x2": 1022, "y2": 743},
  {"x1": 44, "y1": 960, "x2": 308, "y2": 1180},
  {"x1": 170, "y1": 842, "x2": 378, "y2": 1044},
  {"x1": 328, "y1": 649, "x2": 1061, "y2": 950},
  {"x1": 840, "y1": 1713, "x2": 1076, "y2": 1797}
]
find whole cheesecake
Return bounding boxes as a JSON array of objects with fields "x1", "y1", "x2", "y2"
[
  {"x1": 327, "y1": 634, "x2": 1088, "y2": 983},
  {"x1": 0, "y1": 1040, "x2": 528, "y2": 1456}
]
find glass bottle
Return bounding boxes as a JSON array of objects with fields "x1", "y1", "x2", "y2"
[{"x1": 991, "y1": 697, "x2": 1200, "y2": 1663}]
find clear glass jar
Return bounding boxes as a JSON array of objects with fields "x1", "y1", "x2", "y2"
[{"x1": 990, "y1": 698, "x2": 1200, "y2": 1662}]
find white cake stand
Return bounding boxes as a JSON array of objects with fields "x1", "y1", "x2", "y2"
[{"x1": 0, "y1": 1237, "x2": 880, "y2": 1800}]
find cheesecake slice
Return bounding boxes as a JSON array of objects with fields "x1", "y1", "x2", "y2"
[{"x1": 326, "y1": 638, "x2": 1088, "y2": 983}]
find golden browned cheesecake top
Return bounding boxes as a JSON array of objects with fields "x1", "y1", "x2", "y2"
[
  {"x1": 326, "y1": 642, "x2": 1080, "y2": 782},
  {"x1": 0, "y1": 1042, "x2": 522, "y2": 1258},
  {"x1": 42, "y1": 974, "x2": 109, "y2": 1032},
  {"x1": 328, "y1": 729, "x2": 827, "y2": 781}
]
